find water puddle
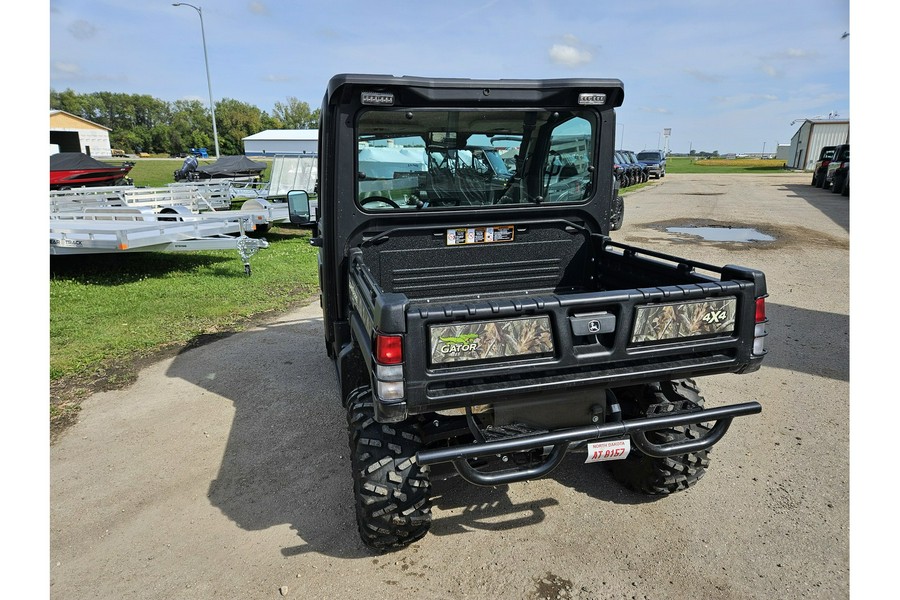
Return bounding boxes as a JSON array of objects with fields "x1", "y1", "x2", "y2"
[{"x1": 666, "y1": 226, "x2": 775, "y2": 242}]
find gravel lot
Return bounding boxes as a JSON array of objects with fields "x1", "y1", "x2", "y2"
[{"x1": 49, "y1": 172, "x2": 850, "y2": 599}]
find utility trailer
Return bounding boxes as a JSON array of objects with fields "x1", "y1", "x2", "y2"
[
  {"x1": 50, "y1": 203, "x2": 269, "y2": 275},
  {"x1": 50, "y1": 181, "x2": 291, "y2": 235}
]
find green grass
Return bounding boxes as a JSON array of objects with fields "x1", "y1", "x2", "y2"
[
  {"x1": 50, "y1": 224, "x2": 318, "y2": 383},
  {"x1": 105, "y1": 158, "x2": 273, "y2": 187},
  {"x1": 666, "y1": 156, "x2": 789, "y2": 174}
]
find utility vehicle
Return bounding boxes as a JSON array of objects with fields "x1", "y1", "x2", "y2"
[{"x1": 289, "y1": 74, "x2": 768, "y2": 550}]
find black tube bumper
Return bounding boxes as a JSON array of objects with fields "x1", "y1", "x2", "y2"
[{"x1": 415, "y1": 401, "x2": 761, "y2": 486}]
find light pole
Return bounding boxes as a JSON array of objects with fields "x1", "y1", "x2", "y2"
[{"x1": 172, "y1": 3, "x2": 220, "y2": 159}]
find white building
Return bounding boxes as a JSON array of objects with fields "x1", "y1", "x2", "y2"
[
  {"x1": 50, "y1": 110, "x2": 113, "y2": 157},
  {"x1": 786, "y1": 119, "x2": 850, "y2": 171},
  {"x1": 242, "y1": 129, "x2": 318, "y2": 156}
]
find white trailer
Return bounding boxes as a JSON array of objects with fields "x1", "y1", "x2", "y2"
[
  {"x1": 50, "y1": 181, "x2": 291, "y2": 233},
  {"x1": 49, "y1": 195, "x2": 271, "y2": 275}
]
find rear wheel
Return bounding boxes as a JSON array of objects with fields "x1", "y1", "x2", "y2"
[
  {"x1": 609, "y1": 195, "x2": 624, "y2": 231},
  {"x1": 347, "y1": 388, "x2": 432, "y2": 550},
  {"x1": 607, "y1": 380, "x2": 711, "y2": 495},
  {"x1": 831, "y1": 174, "x2": 844, "y2": 194}
]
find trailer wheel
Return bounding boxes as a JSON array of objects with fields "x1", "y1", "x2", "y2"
[
  {"x1": 606, "y1": 379, "x2": 711, "y2": 495},
  {"x1": 347, "y1": 388, "x2": 432, "y2": 551}
]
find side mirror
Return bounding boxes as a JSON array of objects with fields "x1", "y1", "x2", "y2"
[{"x1": 287, "y1": 190, "x2": 311, "y2": 224}]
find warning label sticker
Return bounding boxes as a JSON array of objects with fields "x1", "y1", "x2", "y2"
[{"x1": 446, "y1": 226, "x2": 514, "y2": 246}]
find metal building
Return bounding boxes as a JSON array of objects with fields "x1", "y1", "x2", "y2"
[
  {"x1": 242, "y1": 129, "x2": 318, "y2": 156},
  {"x1": 787, "y1": 119, "x2": 849, "y2": 171},
  {"x1": 50, "y1": 110, "x2": 114, "y2": 157}
]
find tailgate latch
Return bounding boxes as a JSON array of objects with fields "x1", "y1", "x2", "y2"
[{"x1": 570, "y1": 311, "x2": 616, "y2": 336}]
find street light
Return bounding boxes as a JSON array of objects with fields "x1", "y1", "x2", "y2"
[{"x1": 172, "y1": 2, "x2": 220, "y2": 159}]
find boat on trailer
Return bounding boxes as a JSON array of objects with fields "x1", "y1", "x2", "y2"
[{"x1": 50, "y1": 152, "x2": 134, "y2": 190}]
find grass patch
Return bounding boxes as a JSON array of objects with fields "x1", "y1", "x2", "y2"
[
  {"x1": 104, "y1": 158, "x2": 273, "y2": 188},
  {"x1": 49, "y1": 222, "x2": 319, "y2": 435},
  {"x1": 667, "y1": 156, "x2": 789, "y2": 174}
]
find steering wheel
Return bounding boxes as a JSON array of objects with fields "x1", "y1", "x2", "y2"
[{"x1": 360, "y1": 195, "x2": 401, "y2": 209}]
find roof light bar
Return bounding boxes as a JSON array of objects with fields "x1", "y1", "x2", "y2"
[
  {"x1": 578, "y1": 93, "x2": 607, "y2": 106},
  {"x1": 361, "y1": 91, "x2": 394, "y2": 106}
]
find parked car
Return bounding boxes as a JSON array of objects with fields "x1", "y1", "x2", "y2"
[
  {"x1": 623, "y1": 150, "x2": 649, "y2": 183},
  {"x1": 825, "y1": 144, "x2": 849, "y2": 194},
  {"x1": 811, "y1": 145, "x2": 836, "y2": 188},
  {"x1": 636, "y1": 150, "x2": 667, "y2": 178},
  {"x1": 615, "y1": 151, "x2": 639, "y2": 187},
  {"x1": 612, "y1": 151, "x2": 630, "y2": 188}
]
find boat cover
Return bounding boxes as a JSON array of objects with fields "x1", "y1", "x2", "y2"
[
  {"x1": 196, "y1": 155, "x2": 267, "y2": 177},
  {"x1": 50, "y1": 152, "x2": 116, "y2": 171}
]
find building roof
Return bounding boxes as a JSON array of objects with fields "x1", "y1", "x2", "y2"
[
  {"x1": 50, "y1": 110, "x2": 111, "y2": 131},
  {"x1": 243, "y1": 129, "x2": 318, "y2": 142}
]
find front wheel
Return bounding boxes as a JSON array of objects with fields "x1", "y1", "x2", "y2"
[
  {"x1": 347, "y1": 388, "x2": 432, "y2": 551},
  {"x1": 606, "y1": 379, "x2": 711, "y2": 495}
]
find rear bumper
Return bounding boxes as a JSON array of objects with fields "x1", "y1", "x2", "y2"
[{"x1": 416, "y1": 401, "x2": 761, "y2": 486}]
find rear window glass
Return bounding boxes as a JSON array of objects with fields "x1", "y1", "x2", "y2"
[{"x1": 356, "y1": 109, "x2": 597, "y2": 210}]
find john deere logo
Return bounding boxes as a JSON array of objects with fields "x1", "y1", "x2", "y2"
[{"x1": 439, "y1": 333, "x2": 480, "y2": 354}]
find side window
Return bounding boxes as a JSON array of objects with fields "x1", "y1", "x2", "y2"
[{"x1": 543, "y1": 117, "x2": 592, "y2": 203}]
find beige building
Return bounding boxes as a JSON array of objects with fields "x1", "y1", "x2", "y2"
[{"x1": 50, "y1": 110, "x2": 113, "y2": 157}]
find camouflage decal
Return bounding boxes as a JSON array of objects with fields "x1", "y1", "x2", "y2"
[
  {"x1": 429, "y1": 316, "x2": 554, "y2": 365},
  {"x1": 348, "y1": 278, "x2": 375, "y2": 334},
  {"x1": 631, "y1": 297, "x2": 737, "y2": 343}
]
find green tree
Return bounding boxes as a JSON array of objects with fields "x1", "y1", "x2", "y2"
[
  {"x1": 271, "y1": 97, "x2": 320, "y2": 129},
  {"x1": 214, "y1": 98, "x2": 269, "y2": 155},
  {"x1": 50, "y1": 89, "x2": 301, "y2": 155},
  {"x1": 170, "y1": 99, "x2": 213, "y2": 153}
]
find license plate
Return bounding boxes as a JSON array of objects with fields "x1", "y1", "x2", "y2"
[
  {"x1": 585, "y1": 439, "x2": 631, "y2": 463},
  {"x1": 631, "y1": 297, "x2": 737, "y2": 343},
  {"x1": 429, "y1": 315, "x2": 553, "y2": 365}
]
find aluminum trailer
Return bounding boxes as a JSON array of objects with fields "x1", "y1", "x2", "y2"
[
  {"x1": 50, "y1": 207, "x2": 269, "y2": 275},
  {"x1": 51, "y1": 182, "x2": 290, "y2": 232}
]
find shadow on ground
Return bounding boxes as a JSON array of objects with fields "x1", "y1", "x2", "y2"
[
  {"x1": 778, "y1": 182, "x2": 849, "y2": 233},
  {"x1": 163, "y1": 291, "x2": 847, "y2": 557}
]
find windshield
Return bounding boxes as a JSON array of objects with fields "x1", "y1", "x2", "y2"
[
  {"x1": 356, "y1": 109, "x2": 596, "y2": 210},
  {"x1": 637, "y1": 152, "x2": 661, "y2": 161}
]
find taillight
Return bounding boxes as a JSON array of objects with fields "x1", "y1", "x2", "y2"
[
  {"x1": 755, "y1": 297, "x2": 766, "y2": 323},
  {"x1": 376, "y1": 333, "x2": 403, "y2": 365},
  {"x1": 753, "y1": 296, "x2": 768, "y2": 356},
  {"x1": 375, "y1": 333, "x2": 405, "y2": 401}
]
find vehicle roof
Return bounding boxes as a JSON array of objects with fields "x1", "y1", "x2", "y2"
[{"x1": 325, "y1": 74, "x2": 625, "y2": 109}]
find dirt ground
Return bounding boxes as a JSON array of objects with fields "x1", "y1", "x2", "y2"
[{"x1": 49, "y1": 173, "x2": 850, "y2": 599}]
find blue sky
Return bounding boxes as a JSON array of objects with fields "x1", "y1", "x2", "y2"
[{"x1": 45, "y1": 0, "x2": 850, "y2": 154}]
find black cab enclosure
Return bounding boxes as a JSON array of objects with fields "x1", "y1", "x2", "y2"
[{"x1": 309, "y1": 74, "x2": 769, "y2": 550}]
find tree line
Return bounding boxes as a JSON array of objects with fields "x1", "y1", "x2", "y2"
[{"x1": 50, "y1": 89, "x2": 321, "y2": 156}]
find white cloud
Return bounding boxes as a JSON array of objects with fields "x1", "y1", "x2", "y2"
[
  {"x1": 68, "y1": 20, "x2": 97, "y2": 41},
  {"x1": 639, "y1": 107, "x2": 672, "y2": 115},
  {"x1": 548, "y1": 43, "x2": 592, "y2": 67},
  {"x1": 684, "y1": 69, "x2": 725, "y2": 84},
  {"x1": 760, "y1": 64, "x2": 781, "y2": 77},
  {"x1": 53, "y1": 62, "x2": 81, "y2": 75}
]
